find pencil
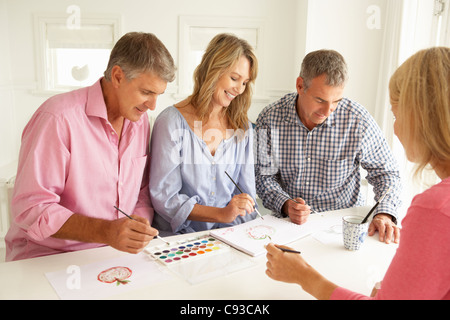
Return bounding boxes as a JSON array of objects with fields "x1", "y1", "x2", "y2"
[
  {"x1": 224, "y1": 171, "x2": 264, "y2": 220},
  {"x1": 114, "y1": 206, "x2": 169, "y2": 245},
  {"x1": 278, "y1": 247, "x2": 302, "y2": 254}
]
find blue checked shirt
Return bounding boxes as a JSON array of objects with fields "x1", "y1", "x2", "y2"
[{"x1": 255, "y1": 93, "x2": 402, "y2": 222}]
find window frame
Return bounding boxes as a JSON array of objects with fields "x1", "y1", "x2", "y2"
[
  {"x1": 177, "y1": 15, "x2": 266, "y2": 100},
  {"x1": 33, "y1": 13, "x2": 122, "y2": 95},
  {"x1": 433, "y1": 0, "x2": 450, "y2": 46}
]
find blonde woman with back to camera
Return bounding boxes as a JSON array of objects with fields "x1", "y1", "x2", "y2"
[{"x1": 265, "y1": 47, "x2": 450, "y2": 300}]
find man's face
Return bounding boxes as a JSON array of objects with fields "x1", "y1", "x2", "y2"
[
  {"x1": 296, "y1": 74, "x2": 344, "y2": 130},
  {"x1": 113, "y1": 67, "x2": 167, "y2": 122}
]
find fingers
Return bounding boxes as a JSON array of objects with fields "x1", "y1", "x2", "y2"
[
  {"x1": 265, "y1": 243, "x2": 297, "y2": 257},
  {"x1": 231, "y1": 194, "x2": 255, "y2": 217},
  {"x1": 265, "y1": 242, "x2": 304, "y2": 284},
  {"x1": 265, "y1": 243, "x2": 280, "y2": 280},
  {"x1": 130, "y1": 215, "x2": 158, "y2": 236},
  {"x1": 265, "y1": 242, "x2": 279, "y2": 255},
  {"x1": 113, "y1": 216, "x2": 157, "y2": 254},
  {"x1": 369, "y1": 214, "x2": 401, "y2": 244},
  {"x1": 393, "y1": 225, "x2": 401, "y2": 244},
  {"x1": 379, "y1": 222, "x2": 400, "y2": 244},
  {"x1": 283, "y1": 198, "x2": 311, "y2": 225}
]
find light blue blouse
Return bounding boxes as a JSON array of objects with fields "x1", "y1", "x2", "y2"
[{"x1": 149, "y1": 106, "x2": 257, "y2": 235}]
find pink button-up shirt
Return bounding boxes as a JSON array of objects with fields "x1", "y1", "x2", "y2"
[{"x1": 5, "y1": 79, "x2": 153, "y2": 261}]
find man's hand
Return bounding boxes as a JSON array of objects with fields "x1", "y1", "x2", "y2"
[
  {"x1": 368, "y1": 213, "x2": 400, "y2": 244},
  {"x1": 53, "y1": 213, "x2": 157, "y2": 254},
  {"x1": 282, "y1": 198, "x2": 311, "y2": 225},
  {"x1": 108, "y1": 215, "x2": 158, "y2": 254}
]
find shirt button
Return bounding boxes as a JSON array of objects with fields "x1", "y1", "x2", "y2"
[
  {"x1": 212, "y1": 161, "x2": 216, "y2": 165},
  {"x1": 211, "y1": 192, "x2": 215, "y2": 196}
]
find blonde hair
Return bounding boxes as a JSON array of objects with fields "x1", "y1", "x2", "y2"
[
  {"x1": 389, "y1": 47, "x2": 450, "y2": 177},
  {"x1": 188, "y1": 33, "x2": 258, "y2": 130}
]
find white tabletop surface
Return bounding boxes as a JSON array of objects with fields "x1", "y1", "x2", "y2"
[{"x1": 0, "y1": 206, "x2": 398, "y2": 300}]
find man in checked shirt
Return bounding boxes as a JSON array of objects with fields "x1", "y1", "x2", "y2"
[{"x1": 255, "y1": 50, "x2": 401, "y2": 244}]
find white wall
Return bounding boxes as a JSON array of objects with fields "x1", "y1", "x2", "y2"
[
  {"x1": 0, "y1": 0, "x2": 17, "y2": 168},
  {"x1": 305, "y1": 0, "x2": 387, "y2": 115},
  {"x1": 1, "y1": 0, "x2": 388, "y2": 170}
]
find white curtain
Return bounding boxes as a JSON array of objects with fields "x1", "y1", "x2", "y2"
[
  {"x1": 373, "y1": 0, "x2": 404, "y2": 148},
  {"x1": 374, "y1": 0, "x2": 442, "y2": 219}
]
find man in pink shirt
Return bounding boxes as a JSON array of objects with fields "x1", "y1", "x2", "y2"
[{"x1": 5, "y1": 32, "x2": 176, "y2": 261}]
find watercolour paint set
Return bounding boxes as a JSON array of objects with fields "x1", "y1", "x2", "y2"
[
  {"x1": 144, "y1": 235, "x2": 255, "y2": 285},
  {"x1": 138, "y1": 215, "x2": 326, "y2": 285},
  {"x1": 145, "y1": 235, "x2": 230, "y2": 265}
]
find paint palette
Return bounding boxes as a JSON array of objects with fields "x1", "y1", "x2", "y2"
[{"x1": 146, "y1": 236, "x2": 230, "y2": 265}]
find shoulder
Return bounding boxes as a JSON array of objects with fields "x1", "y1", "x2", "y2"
[
  {"x1": 257, "y1": 92, "x2": 297, "y2": 125},
  {"x1": 152, "y1": 106, "x2": 190, "y2": 142},
  {"x1": 25, "y1": 87, "x2": 90, "y2": 135},
  {"x1": 38, "y1": 87, "x2": 89, "y2": 118},
  {"x1": 411, "y1": 178, "x2": 450, "y2": 217},
  {"x1": 336, "y1": 98, "x2": 381, "y2": 133},
  {"x1": 154, "y1": 106, "x2": 185, "y2": 126},
  {"x1": 337, "y1": 98, "x2": 373, "y2": 121}
]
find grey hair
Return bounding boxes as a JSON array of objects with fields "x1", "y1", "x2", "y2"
[
  {"x1": 299, "y1": 49, "x2": 348, "y2": 89},
  {"x1": 104, "y1": 32, "x2": 176, "y2": 82}
]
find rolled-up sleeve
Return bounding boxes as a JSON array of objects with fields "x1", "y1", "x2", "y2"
[
  {"x1": 149, "y1": 110, "x2": 199, "y2": 233},
  {"x1": 12, "y1": 111, "x2": 74, "y2": 241}
]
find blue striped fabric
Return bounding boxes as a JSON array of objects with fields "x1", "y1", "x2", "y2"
[{"x1": 255, "y1": 93, "x2": 402, "y2": 221}]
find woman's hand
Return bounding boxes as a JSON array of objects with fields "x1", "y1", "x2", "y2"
[
  {"x1": 220, "y1": 193, "x2": 255, "y2": 223},
  {"x1": 265, "y1": 243, "x2": 338, "y2": 300}
]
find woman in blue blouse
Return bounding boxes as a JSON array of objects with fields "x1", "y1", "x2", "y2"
[{"x1": 150, "y1": 34, "x2": 259, "y2": 235}]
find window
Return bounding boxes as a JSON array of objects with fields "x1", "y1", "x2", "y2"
[
  {"x1": 432, "y1": 0, "x2": 450, "y2": 46},
  {"x1": 34, "y1": 13, "x2": 121, "y2": 94}
]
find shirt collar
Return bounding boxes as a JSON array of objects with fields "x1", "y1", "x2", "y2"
[
  {"x1": 86, "y1": 78, "x2": 108, "y2": 120},
  {"x1": 85, "y1": 78, "x2": 144, "y2": 132}
]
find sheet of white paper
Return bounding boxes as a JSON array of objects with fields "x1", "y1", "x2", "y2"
[
  {"x1": 167, "y1": 247, "x2": 256, "y2": 285},
  {"x1": 312, "y1": 219, "x2": 344, "y2": 246},
  {"x1": 45, "y1": 252, "x2": 173, "y2": 300},
  {"x1": 210, "y1": 215, "x2": 325, "y2": 256}
]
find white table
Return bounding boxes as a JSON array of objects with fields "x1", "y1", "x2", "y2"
[{"x1": 0, "y1": 206, "x2": 398, "y2": 300}]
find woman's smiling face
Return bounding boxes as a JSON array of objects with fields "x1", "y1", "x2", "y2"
[{"x1": 211, "y1": 55, "x2": 251, "y2": 109}]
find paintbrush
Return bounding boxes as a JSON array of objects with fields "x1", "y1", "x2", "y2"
[
  {"x1": 224, "y1": 171, "x2": 264, "y2": 220},
  {"x1": 267, "y1": 238, "x2": 302, "y2": 254},
  {"x1": 114, "y1": 206, "x2": 169, "y2": 245},
  {"x1": 288, "y1": 197, "x2": 318, "y2": 214},
  {"x1": 360, "y1": 187, "x2": 392, "y2": 224},
  {"x1": 278, "y1": 247, "x2": 302, "y2": 254}
]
